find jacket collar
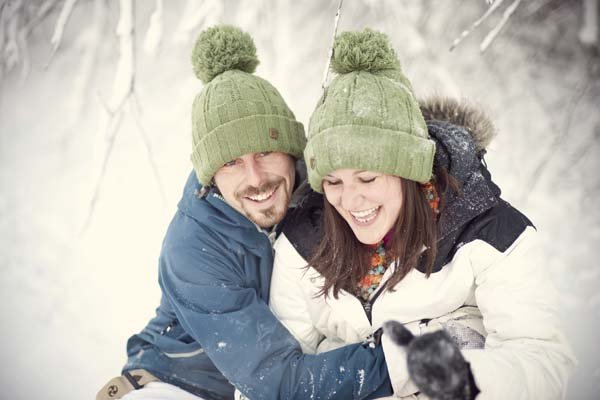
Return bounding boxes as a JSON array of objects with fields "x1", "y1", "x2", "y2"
[
  {"x1": 177, "y1": 171, "x2": 269, "y2": 253},
  {"x1": 177, "y1": 160, "x2": 307, "y2": 253}
]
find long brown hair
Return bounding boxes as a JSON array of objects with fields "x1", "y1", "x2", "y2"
[{"x1": 309, "y1": 166, "x2": 458, "y2": 299}]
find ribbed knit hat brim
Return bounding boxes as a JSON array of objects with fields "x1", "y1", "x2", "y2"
[
  {"x1": 305, "y1": 124, "x2": 435, "y2": 192},
  {"x1": 192, "y1": 114, "x2": 306, "y2": 185},
  {"x1": 189, "y1": 26, "x2": 306, "y2": 186}
]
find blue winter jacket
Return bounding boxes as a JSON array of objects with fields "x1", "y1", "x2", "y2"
[{"x1": 123, "y1": 171, "x2": 392, "y2": 400}]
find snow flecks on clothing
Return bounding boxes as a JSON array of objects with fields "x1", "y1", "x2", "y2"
[
  {"x1": 351, "y1": 101, "x2": 375, "y2": 119},
  {"x1": 339, "y1": 366, "x2": 345, "y2": 373},
  {"x1": 307, "y1": 370, "x2": 315, "y2": 399},
  {"x1": 217, "y1": 341, "x2": 227, "y2": 349},
  {"x1": 428, "y1": 120, "x2": 501, "y2": 240},
  {"x1": 356, "y1": 369, "x2": 365, "y2": 396},
  {"x1": 385, "y1": 76, "x2": 413, "y2": 97},
  {"x1": 414, "y1": 124, "x2": 429, "y2": 138}
]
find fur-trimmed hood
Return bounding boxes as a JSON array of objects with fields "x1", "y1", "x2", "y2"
[
  {"x1": 417, "y1": 97, "x2": 500, "y2": 242},
  {"x1": 419, "y1": 96, "x2": 496, "y2": 154}
]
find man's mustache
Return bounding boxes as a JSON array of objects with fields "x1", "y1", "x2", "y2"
[{"x1": 235, "y1": 178, "x2": 283, "y2": 200}]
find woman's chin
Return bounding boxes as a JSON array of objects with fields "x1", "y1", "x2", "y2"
[{"x1": 351, "y1": 228, "x2": 386, "y2": 245}]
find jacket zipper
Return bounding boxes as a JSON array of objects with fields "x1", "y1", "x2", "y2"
[{"x1": 359, "y1": 279, "x2": 390, "y2": 325}]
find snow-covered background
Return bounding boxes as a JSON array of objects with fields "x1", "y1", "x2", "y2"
[{"x1": 1, "y1": 0, "x2": 599, "y2": 399}]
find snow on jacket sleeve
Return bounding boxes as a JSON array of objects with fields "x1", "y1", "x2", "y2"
[
  {"x1": 461, "y1": 226, "x2": 576, "y2": 399},
  {"x1": 158, "y1": 211, "x2": 392, "y2": 400}
]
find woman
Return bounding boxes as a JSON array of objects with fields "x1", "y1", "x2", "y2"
[{"x1": 270, "y1": 29, "x2": 575, "y2": 399}]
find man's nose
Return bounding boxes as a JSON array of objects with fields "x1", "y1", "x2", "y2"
[{"x1": 244, "y1": 157, "x2": 266, "y2": 187}]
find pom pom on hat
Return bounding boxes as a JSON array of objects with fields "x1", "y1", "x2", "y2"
[
  {"x1": 305, "y1": 28, "x2": 434, "y2": 192},
  {"x1": 191, "y1": 25, "x2": 259, "y2": 83},
  {"x1": 189, "y1": 25, "x2": 306, "y2": 186},
  {"x1": 331, "y1": 28, "x2": 400, "y2": 74}
]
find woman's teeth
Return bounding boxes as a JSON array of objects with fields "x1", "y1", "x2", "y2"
[{"x1": 350, "y1": 206, "x2": 380, "y2": 223}]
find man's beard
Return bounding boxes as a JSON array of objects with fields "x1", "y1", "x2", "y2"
[{"x1": 235, "y1": 177, "x2": 289, "y2": 228}]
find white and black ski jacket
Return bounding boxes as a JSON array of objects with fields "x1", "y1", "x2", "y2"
[{"x1": 269, "y1": 99, "x2": 576, "y2": 399}]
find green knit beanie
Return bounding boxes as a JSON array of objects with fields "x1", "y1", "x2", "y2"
[
  {"x1": 305, "y1": 28, "x2": 435, "y2": 193},
  {"x1": 190, "y1": 25, "x2": 306, "y2": 186}
]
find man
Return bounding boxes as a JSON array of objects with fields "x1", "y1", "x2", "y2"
[{"x1": 97, "y1": 25, "x2": 393, "y2": 400}]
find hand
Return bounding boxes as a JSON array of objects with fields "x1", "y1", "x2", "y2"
[{"x1": 383, "y1": 320, "x2": 480, "y2": 400}]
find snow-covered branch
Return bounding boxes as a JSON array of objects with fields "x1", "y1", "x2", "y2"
[
  {"x1": 173, "y1": 0, "x2": 223, "y2": 43},
  {"x1": 131, "y1": 95, "x2": 167, "y2": 207},
  {"x1": 84, "y1": 0, "x2": 136, "y2": 231},
  {"x1": 47, "y1": 0, "x2": 79, "y2": 67},
  {"x1": 144, "y1": 0, "x2": 163, "y2": 55},
  {"x1": 524, "y1": 77, "x2": 592, "y2": 202},
  {"x1": 449, "y1": 0, "x2": 507, "y2": 51},
  {"x1": 321, "y1": 0, "x2": 344, "y2": 90},
  {"x1": 61, "y1": 0, "x2": 107, "y2": 146},
  {"x1": 82, "y1": 110, "x2": 125, "y2": 232},
  {"x1": 109, "y1": 0, "x2": 135, "y2": 112},
  {"x1": 579, "y1": 0, "x2": 599, "y2": 47},
  {"x1": 480, "y1": 0, "x2": 522, "y2": 52}
]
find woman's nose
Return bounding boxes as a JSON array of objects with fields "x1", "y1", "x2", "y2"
[{"x1": 340, "y1": 184, "x2": 362, "y2": 211}]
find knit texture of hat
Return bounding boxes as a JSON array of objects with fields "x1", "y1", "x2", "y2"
[
  {"x1": 190, "y1": 25, "x2": 306, "y2": 186},
  {"x1": 305, "y1": 28, "x2": 435, "y2": 192}
]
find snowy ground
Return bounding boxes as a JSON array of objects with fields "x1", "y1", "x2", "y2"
[{"x1": 1, "y1": 1, "x2": 599, "y2": 399}]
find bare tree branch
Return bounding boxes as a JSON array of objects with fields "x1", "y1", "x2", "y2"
[
  {"x1": 46, "y1": 0, "x2": 79, "y2": 68},
  {"x1": 480, "y1": 0, "x2": 523, "y2": 52},
  {"x1": 449, "y1": 0, "x2": 507, "y2": 51},
  {"x1": 173, "y1": 0, "x2": 223, "y2": 44},
  {"x1": 321, "y1": 0, "x2": 344, "y2": 90},
  {"x1": 61, "y1": 0, "x2": 107, "y2": 148},
  {"x1": 109, "y1": 0, "x2": 135, "y2": 111},
  {"x1": 84, "y1": 0, "x2": 135, "y2": 232},
  {"x1": 81, "y1": 110, "x2": 125, "y2": 233},
  {"x1": 565, "y1": 123, "x2": 599, "y2": 172},
  {"x1": 96, "y1": 90, "x2": 114, "y2": 118},
  {"x1": 17, "y1": 18, "x2": 30, "y2": 80},
  {"x1": 3, "y1": 1, "x2": 22, "y2": 74},
  {"x1": 131, "y1": 94, "x2": 167, "y2": 207},
  {"x1": 0, "y1": 1, "x2": 7, "y2": 18},
  {"x1": 523, "y1": 77, "x2": 592, "y2": 202},
  {"x1": 24, "y1": 0, "x2": 57, "y2": 35}
]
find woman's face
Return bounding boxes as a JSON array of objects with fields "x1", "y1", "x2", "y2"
[{"x1": 323, "y1": 169, "x2": 403, "y2": 245}]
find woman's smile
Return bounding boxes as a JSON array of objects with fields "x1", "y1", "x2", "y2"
[{"x1": 348, "y1": 206, "x2": 381, "y2": 225}]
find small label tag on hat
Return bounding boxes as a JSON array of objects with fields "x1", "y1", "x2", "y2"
[{"x1": 269, "y1": 128, "x2": 279, "y2": 139}]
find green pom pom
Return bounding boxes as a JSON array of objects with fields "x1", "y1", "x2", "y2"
[
  {"x1": 331, "y1": 29, "x2": 400, "y2": 74},
  {"x1": 191, "y1": 25, "x2": 259, "y2": 83}
]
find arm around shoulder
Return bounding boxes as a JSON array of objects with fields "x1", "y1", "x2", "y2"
[{"x1": 159, "y1": 214, "x2": 392, "y2": 399}]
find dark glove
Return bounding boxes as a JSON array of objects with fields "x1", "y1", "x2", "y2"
[{"x1": 383, "y1": 320, "x2": 480, "y2": 400}]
